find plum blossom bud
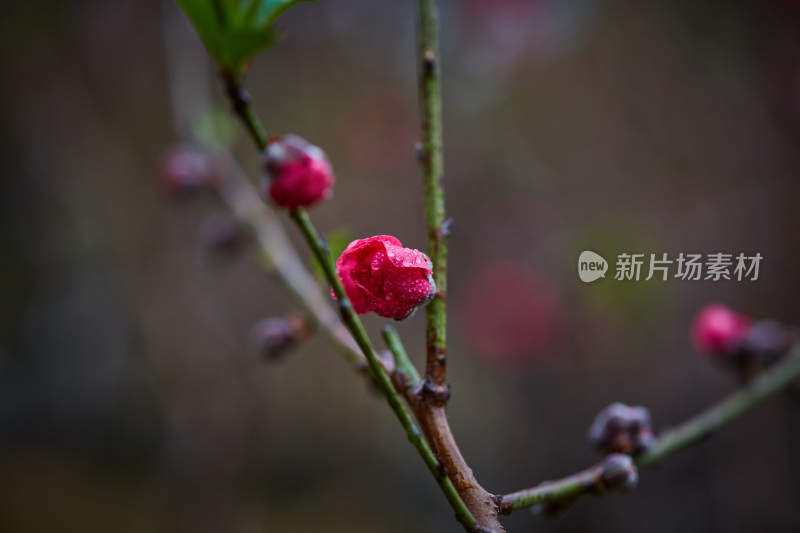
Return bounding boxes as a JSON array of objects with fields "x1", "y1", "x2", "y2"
[
  {"x1": 597, "y1": 454, "x2": 638, "y2": 492},
  {"x1": 736, "y1": 320, "x2": 793, "y2": 367},
  {"x1": 335, "y1": 235, "x2": 436, "y2": 320},
  {"x1": 161, "y1": 146, "x2": 217, "y2": 195},
  {"x1": 262, "y1": 135, "x2": 334, "y2": 208},
  {"x1": 251, "y1": 315, "x2": 312, "y2": 360},
  {"x1": 692, "y1": 304, "x2": 753, "y2": 359},
  {"x1": 588, "y1": 403, "x2": 653, "y2": 455}
]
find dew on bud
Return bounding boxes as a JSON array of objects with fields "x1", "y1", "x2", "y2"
[{"x1": 334, "y1": 235, "x2": 435, "y2": 320}]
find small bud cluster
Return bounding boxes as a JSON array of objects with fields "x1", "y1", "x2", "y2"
[
  {"x1": 692, "y1": 304, "x2": 794, "y2": 379},
  {"x1": 588, "y1": 402, "x2": 653, "y2": 456},
  {"x1": 251, "y1": 314, "x2": 312, "y2": 360}
]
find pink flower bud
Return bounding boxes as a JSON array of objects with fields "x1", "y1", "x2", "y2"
[
  {"x1": 692, "y1": 304, "x2": 753, "y2": 358},
  {"x1": 335, "y1": 235, "x2": 436, "y2": 320},
  {"x1": 262, "y1": 135, "x2": 334, "y2": 208}
]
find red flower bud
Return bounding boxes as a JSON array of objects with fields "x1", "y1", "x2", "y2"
[
  {"x1": 692, "y1": 304, "x2": 753, "y2": 358},
  {"x1": 335, "y1": 235, "x2": 436, "y2": 320},
  {"x1": 262, "y1": 135, "x2": 334, "y2": 208}
]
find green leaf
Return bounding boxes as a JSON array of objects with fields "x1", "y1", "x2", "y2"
[{"x1": 176, "y1": 0, "x2": 311, "y2": 77}]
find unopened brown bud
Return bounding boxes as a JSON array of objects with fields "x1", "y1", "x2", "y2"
[
  {"x1": 597, "y1": 454, "x2": 638, "y2": 492},
  {"x1": 588, "y1": 402, "x2": 653, "y2": 455},
  {"x1": 251, "y1": 314, "x2": 312, "y2": 360},
  {"x1": 736, "y1": 320, "x2": 793, "y2": 366}
]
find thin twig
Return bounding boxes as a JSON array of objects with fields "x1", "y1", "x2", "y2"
[
  {"x1": 498, "y1": 455, "x2": 636, "y2": 514},
  {"x1": 222, "y1": 71, "x2": 268, "y2": 150},
  {"x1": 289, "y1": 209, "x2": 477, "y2": 531},
  {"x1": 382, "y1": 325, "x2": 422, "y2": 398},
  {"x1": 162, "y1": 0, "x2": 364, "y2": 371},
  {"x1": 636, "y1": 344, "x2": 800, "y2": 467},
  {"x1": 499, "y1": 344, "x2": 800, "y2": 513},
  {"x1": 499, "y1": 464, "x2": 604, "y2": 514},
  {"x1": 216, "y1": 159, "x2": 365, "y2": 370},
  {"x1": 417, "y1": 0, "x2": 449, "y2": 400}
]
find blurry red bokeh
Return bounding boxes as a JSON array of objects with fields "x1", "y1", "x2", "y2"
[{"x1": 462, "y1": 261, "x2": 561, "y2": 361}]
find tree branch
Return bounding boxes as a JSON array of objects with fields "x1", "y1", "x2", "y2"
[
  {"x1": 288, "y1": 209, "x2": 477, "y2": 531},
  {"x1": 499, "y1": 344, "x2": 800, "y2": 514},
  {"x1": 499, "y1": 455, "x2": 636, "y2": 514},
  {"x1": 382, "y1": 328, "x2": 504, "y2": 531},
  {"x1": 417, "y1": 0, "x2": 449, "y2": 399},
  {"x1": 412, "y1": 3, "x2": 504, "y2": 529}
]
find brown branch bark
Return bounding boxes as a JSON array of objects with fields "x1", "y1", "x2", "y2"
[{"x1": 415, "y1": 405, "x2": 505, "y2": 532}]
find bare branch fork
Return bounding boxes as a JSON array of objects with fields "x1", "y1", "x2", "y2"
[{"x1": 170, "y1": 1, "x2": 800, "y2": 531}]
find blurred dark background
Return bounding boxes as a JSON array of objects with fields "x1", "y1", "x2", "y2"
[{"x1": 2, "y1": 0, "x2": 800, "y2": 531}]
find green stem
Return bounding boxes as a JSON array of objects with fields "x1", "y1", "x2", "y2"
[
  {"x1": 636, "y1": 344, "x2": 800, "y2": 467},
  {"x1": 222, "y1": 71, "x2": 269, "y2": 150},
  {"x1": 501, "y1": 344, "x2": 800, "y2": 513},
  {"x1": 382, "y1": 325, "x2": 422, "y2": 390},
  {"x1": 499, "y1": 461, "x2": 611, "y2": 513},
  {"x1": 289, "y1": 209, "x2": 476, "y2": 531},
  {"x1": 417, "y1": 0, "x2": 448, "y2": 393}
]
